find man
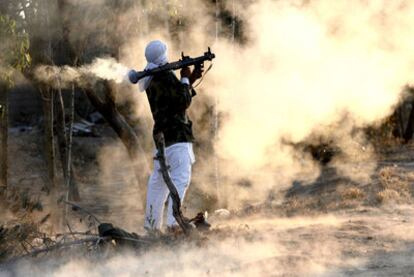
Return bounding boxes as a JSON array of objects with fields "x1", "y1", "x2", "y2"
[{"x1": 131, "y1": 40, "x2": 202, "y2": 231}]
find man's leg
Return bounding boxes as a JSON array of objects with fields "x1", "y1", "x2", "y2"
[
  {"x1": 144, "y1": 160, "x2": 169, "y2": 230},
  {"x1": 165, "y1": 145, "x2": 193, "y2": 227}
]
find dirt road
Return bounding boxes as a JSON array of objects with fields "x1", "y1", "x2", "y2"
[{"x1": 2, "y1": 205, "x2": 414, "y2": 276}]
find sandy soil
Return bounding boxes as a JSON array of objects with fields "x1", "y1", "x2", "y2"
[
  {"x1": 2, "y1": 205, "x2": 414, "y2": 276},
  {"x1": 2, "y1": 129, "x2": 414, "y2": 276}
]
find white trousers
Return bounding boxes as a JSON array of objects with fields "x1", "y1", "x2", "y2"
[{"x1": 144, "y1": 142, "x2": 195, "y2": 230}]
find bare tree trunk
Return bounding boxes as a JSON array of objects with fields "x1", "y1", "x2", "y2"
[
  {"x1": 54, "y1": 84, "x2": 78, "y2": 221},
  {"x1": 213, "y1": 0, "x2": 221, "y2": 207},
  {"x1": 52, "y1": 0, "x2": 80, "y2": 202},
  {"x1": 42, "y1": 87, "x2": 56, "y2": 192},
  {"x1": 55, "y1": 86, "x2": 69, "y2": 182},
  {"x1": 67, "y1": 84, "x2": 79, "y2": 200},
  {"x1": 0, "y1": 81, "x2": 8, "y2": 195},
  {"x1": 54, "y1": 85, "x2": 80, "y2": 201},
  {"x1": 83, "y1": 82, "x2": 142, "y2": 161},
  {"x1": 0, "y1": 2, "x2": 7, "y2": 14},
  {"x1": 404, "y1": 100, "x2": 414, "y2": 142},
  {"x1": 56, "y1": 0, "x2": 147, "y2": 196},
  {"x1": 397, "y1": 106, "x2": 405, "y2": 138},
  {"x1": 231, "y1": 0, "x2": 236, "y2": 44},
  {"x1": 83, "y1": 82, "x2": 149, "y2": 188}
]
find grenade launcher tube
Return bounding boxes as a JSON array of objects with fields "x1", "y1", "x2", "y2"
[{"x1": 128, "y1": 48, "x2": 215, "y2": 84}]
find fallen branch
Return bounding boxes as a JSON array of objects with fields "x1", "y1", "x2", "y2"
[
  {"x1": 61, "y1": 199, "x2": 101, "y2": 224},
  {"x1": 1, "y1": 236, "x2": 106, "y2": 268},
  {"x1": 154, "y1": 133, "x2": 191, "y2": 234}
]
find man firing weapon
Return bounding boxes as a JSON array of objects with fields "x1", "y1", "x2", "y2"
[{"x1": 128, "y1": 40, "x2": 215, "y2": 233}]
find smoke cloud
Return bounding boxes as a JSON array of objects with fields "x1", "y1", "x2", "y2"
[
  {"x1": 6, "y1": 1, "x2": 414, "y2": 276},
  {"x1": 31, "y1": 0, "x2": 414, "y2": 208},
  {"x1": 34, "y1": 58, "x2": 129, "y2": 88},
  {"x1": 192, "y1": 0, "x2": 414, "y2": 205},
  {"x1": 213, "y1": 0, "x2": 410, "y2": 162}
]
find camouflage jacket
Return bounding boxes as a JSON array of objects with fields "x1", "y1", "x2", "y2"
[{"x1": 146, "y1": 71, "x2": 196, "y2": 146}]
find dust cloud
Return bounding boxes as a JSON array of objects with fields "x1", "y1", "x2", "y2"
[
  {"x1": 34, "y1": 58, "x2": 129, "y2": 88},
  {"x1": 32, "y1": 0, "x2": 414, "y2": 208},
  {"x1": 8, "y1": 206, "x2": 414, "y2": 276},
  {"x1": 207, "y1": 0, "x2": 414, "y2": 179},
  {"x1": 4, "y1": 214, "x2": 349, "y2": 277},
  {"x1": 185, "y1": 0, "x2": 414, "y2": 206},
  {"x1": 119, "y1": 0, "x2": 414, "y2": 207},
  {"x1": 7, "y1": 1, "x2": 414, "y2": 275}
]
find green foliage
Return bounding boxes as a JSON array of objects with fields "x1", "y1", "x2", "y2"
[{"x1": 0, "y1": 14, "x2": 31, "y2": 86}]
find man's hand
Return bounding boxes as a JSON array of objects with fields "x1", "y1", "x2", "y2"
[
  {"x1": 181, "y1": 65, "x2": 204, "y2": 85},
  {"x1": 190, "y1": 64, "x2": 204, "y2": 85},
  {"x1": 180, "y1": 66, "x2": 192, "y2": 79}
]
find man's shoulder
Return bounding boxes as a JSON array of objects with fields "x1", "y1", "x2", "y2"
[
  {"x1": 153, "y1": 70, "x2": 179, "y2": 83},
  {"x1": 147, "y1": 71, "x2": 181, "y2": 96}
]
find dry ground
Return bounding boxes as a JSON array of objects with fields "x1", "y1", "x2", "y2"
[
  {"x1": 2, "y1": 206, "x2": 414, "y2": 276},
  {"x1": 2, "y1": 128, "x2": 414, "y2": 276}
]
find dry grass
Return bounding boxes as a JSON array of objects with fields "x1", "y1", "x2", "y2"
[
  {"x1": 376, "y1": 167, "x2": 412, "y2": 204},
  {"x1": 0, "y1": 220, "x2": 40, "y2": 261},
  {"x1": 281, "y1": 196, "x2": 323, "y2": 216},
  {"x1": 379, "y1": 167, "x2": 410, "y2": 191},
  {"x1": 282, "y1": 163, "x2": 414, "y2": 213},
  {"x1": 376, "y1": 189, "x2": 402, "y2": 204},
  {"x1": 341, "y1": 187, "x2": 365, "y2": 200}
]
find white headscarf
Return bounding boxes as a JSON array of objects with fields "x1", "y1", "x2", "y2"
[{"x1": 138, "y1": 40, "x2": 169, "y2": 92}]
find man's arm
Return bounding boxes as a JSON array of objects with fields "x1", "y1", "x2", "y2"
[
  {"x1": 181, "y1": 65, "x2": 204, "y2": 86},
  {"x1": 168, "y1": 66, "x2": 202, "y2": 110},
  {"x1": 182, "y1": 65, "x2": 202, "y2": 92},
  {"x1": 170, "y1": 74, "x2": 193, "y2": 110}
]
